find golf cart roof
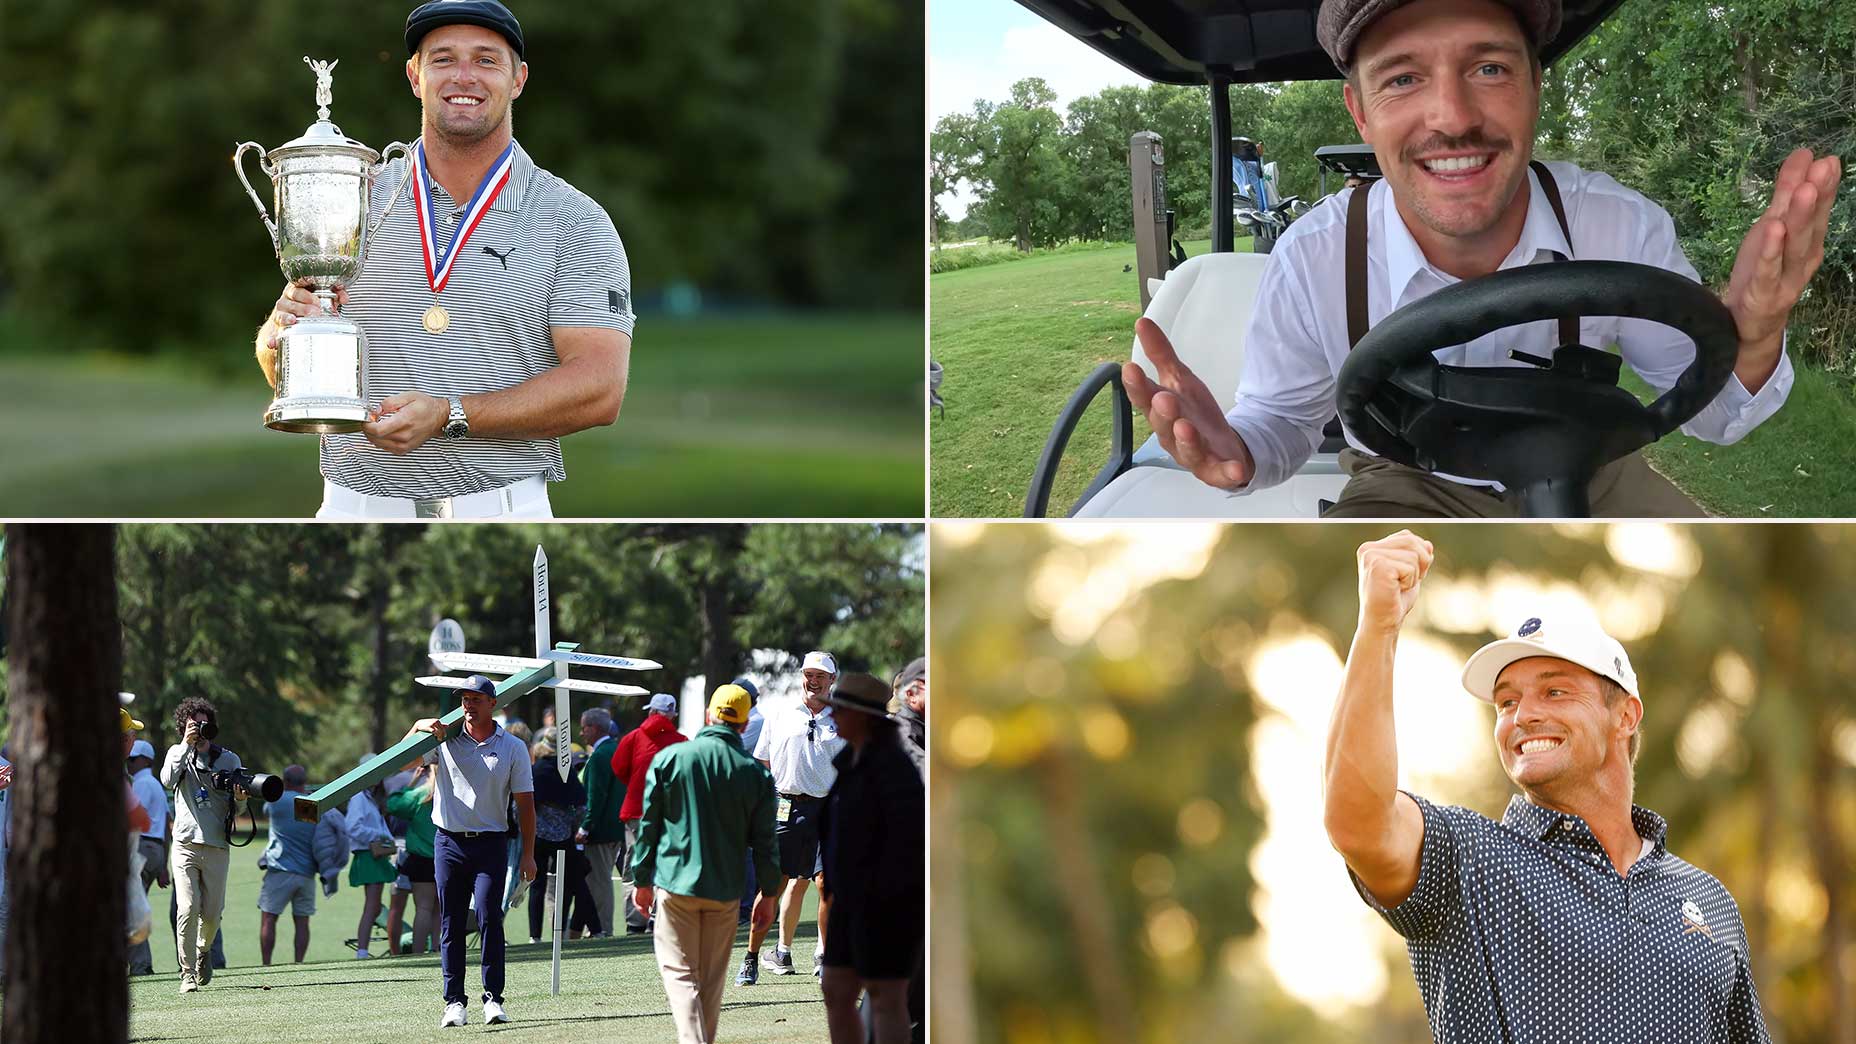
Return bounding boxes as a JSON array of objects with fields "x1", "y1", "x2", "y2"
[
  {"x1": 1014, "y1": 0, "x2": 1629, "y2": 84},
  {"x1": 1315, "y1": 143, "x2": 1381, "y2": 177}
]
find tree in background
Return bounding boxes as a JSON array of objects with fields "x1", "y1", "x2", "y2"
[
  {"x1": 2, "y1": 525, "x2": 128, "y2": 1044},
  {"x1": 0, "y1": 0, "x2": 923, "y2": 369},
  {"x1": 954, "y1": 79, "x2": 1069, "y2": 252},
  {"x1": 0, "y1": 524, "x2": 922, "y2": 784}
]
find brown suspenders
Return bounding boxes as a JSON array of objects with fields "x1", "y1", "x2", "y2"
[{"x1": 1345, "y1": 159, "x2": 1578, "y2": 349}]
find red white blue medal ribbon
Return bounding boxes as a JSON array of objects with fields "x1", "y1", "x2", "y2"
[{"x1": 410, "y1": 139, "x2": 515, "y2": 294}]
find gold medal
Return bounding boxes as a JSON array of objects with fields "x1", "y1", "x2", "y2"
[{"x1": 422, "y1": 304, "x2": 450, "y2": 335}]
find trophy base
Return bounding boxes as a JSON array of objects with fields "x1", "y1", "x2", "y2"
[
  {"x1": 267, "y1": 312, "x2": 369, "y2": 434},
  {"x1": 265, "y1": 401, "x2": 371, "y2": 434}
]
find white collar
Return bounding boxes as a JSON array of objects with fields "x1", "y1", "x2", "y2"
[{"x1": 1380, "y1": 163, "x2": 1576, "y2": 308}]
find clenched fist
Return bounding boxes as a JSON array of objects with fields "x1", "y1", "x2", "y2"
[{"x1": 1356, "y1": 531, "x2": 1434, "y2": 635}]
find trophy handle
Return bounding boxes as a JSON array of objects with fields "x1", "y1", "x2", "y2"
[
  {"x1": 233, "y1": 141, "x2": 281, "y2": 254},
  {"x1": 367, "y1": 141, "x2": 417, "y2": 244}
]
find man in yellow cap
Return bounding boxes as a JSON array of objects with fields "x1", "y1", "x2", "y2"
[{"x1": 630, "y1": 684, "x2": 781, "y2": 1044}]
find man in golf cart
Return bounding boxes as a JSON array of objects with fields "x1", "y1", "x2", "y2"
[{"x1": 1123, "y1": 0, "x2": 1841, "y2": 517}]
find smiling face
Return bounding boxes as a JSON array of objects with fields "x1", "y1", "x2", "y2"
[
  {"x1": 801, "y1": 668, "x2": 835, "y2": 709},
  {"x1": 1343, "y1": 0, "x2": 1540, "y2": 247},
  {"x1": 407, "y1": 24, "x2": 527, "y2": 148},
  {"x1": 1492, "y1": 657, "x2": 1638, "y2": 794}
]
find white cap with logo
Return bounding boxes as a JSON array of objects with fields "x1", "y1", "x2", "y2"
[
  {"x1": 801, "y1": 650, "x2": 838, "y2": 675},
  {"x1": 1460, "y1": 614, "x2": 1639, "y2": 703}
]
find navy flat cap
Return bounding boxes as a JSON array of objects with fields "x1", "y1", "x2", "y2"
[{"x1": 406, "y1": 0, "x2": 525, "y2": 60}]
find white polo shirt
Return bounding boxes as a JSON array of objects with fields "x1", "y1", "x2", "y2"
[
  {"x1": 1227, "y1": 161, "x2": 1793, "y2": 493},
  {"x1": 421, "y1": 722, "x2": 534, "y2": 833},
  {"x1": 753, "y1": 702, "x2": 844, "y2": 799}
]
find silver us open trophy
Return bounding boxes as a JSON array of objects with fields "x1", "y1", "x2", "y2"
[{"x1": 234, "y1": 57, "x2": 413, "y2": 433}]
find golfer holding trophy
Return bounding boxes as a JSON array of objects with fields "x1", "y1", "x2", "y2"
[{"x1": 239, "y1": 0, "x2": 636, "y2": 519}]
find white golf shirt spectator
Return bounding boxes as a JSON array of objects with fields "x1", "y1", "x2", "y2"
[{"x1": 753, "y1": 703, "x2": 845, "y2": 799}]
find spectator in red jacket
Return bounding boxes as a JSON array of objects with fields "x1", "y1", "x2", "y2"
[{"x1": 612, "y1": 693, "x2": 688, "y2": 931}]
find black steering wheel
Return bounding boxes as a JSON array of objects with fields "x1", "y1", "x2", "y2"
[{"x1": 1334, "y1": 260, "x2": 1740, "y2": 516}]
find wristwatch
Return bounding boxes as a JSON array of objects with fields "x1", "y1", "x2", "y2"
[{"x1": 443, "y1": 395, "x2": 470, "y2": 440}]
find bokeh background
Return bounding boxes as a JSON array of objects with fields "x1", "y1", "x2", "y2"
[
  {"x1": 0, "y1": 1, "x2": 924, "y2": 516},
  {"x1": 932, "y1": 522, "x2": 1856, "y2": 1044}
]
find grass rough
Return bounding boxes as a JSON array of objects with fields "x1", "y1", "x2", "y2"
[{"x1": 0, "y1": 314, "x2": 923, "y2": 518}]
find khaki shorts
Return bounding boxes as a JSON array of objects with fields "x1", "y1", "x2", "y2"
[{"x1": 258, "y1": 871, "x2": 317, "y2": 918}]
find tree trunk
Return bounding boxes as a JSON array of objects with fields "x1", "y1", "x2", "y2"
[
  {"x1": 1015, "y1": 220, "x2": 1032, "y2": 253},
  {"x1": 368, "y1": 561, "x2": 392, "y2": 754},
  {"x1": 1805, "y1": 725, "x2": 1853, "y2": 1044},
  {"x1": 2, "y1": 524, "x2": 127, "y2": 1044},
  {"x1": 1036, "y1": 749, "x2": 1138, "y2": 1043},
  {"x1": 695, "y1": 528, "x2": 746, "y2": 694},
  {"x1": 930, "y1": 763, "x2": 980, "y2": 1043}
]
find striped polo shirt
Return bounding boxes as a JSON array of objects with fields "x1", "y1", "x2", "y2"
[
  {"x1": 324, "y1": 139, "x2": 635, "y2": 497},
  {"x1": 1354, "y1": 792, "x2": 1769, "y2": 1042}
]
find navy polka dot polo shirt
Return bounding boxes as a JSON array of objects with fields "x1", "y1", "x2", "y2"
[{"x1": 1351, "y1": 792, "x2": 1770, "y2": 1043}]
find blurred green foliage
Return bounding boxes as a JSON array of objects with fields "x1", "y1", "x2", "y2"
[
  {"x1": 1, "y1": 522, "x2": 923, "y2": 782},
  {"x1": 932, "y1": 523, "x2": 1856, "y2": 1044},
  {"x1": 0, "y1": 0, "x2": 923, "y2": 364}
]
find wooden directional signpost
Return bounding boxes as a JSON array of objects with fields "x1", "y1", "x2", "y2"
[{"x1": 295, "y1": 545, "x2": 659, "y2": 995}]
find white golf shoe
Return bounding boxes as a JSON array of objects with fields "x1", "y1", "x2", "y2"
[
  {"x1": 484, "y1": 999, "x2": 510, "y2": 1024},
  {"x1": 440, "y1": 1001, "x2": 467, "y2": 1028}
]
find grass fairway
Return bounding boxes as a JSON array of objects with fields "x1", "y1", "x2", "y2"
[
  {"x1": 0, "y1": 313, "x2": 923, "y2": 518},
  {"x1": 930, "y1": 239, "x2": 1221, "y2": 517},
  {"x1": 931, "y1": 239, "x2": 1856, "y2": 517},
  {"x1": 96, "y1": 825, "x2": 825, "y2": 1042}
]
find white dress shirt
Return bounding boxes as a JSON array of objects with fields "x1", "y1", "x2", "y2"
[{"x1": 1227, "y1": 160, "x2": 1792, "y2": 493}]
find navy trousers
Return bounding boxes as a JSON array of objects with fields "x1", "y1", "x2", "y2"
[{"x1": 435, "y1": 829, "x2": 511, "y2": 1005}]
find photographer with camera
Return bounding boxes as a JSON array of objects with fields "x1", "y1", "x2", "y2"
[{"x1": 160, "y1": 697, "x2": 246, "y2": 994}]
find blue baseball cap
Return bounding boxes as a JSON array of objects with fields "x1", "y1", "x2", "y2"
[
  {"x1": 730, "y1": 677, "x2": 759, "y2": 702},
  {"x1": 462, "y1": 674, "x2": 499, "y2": 699}
]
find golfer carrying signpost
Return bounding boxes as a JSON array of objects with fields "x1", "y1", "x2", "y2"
[
  {"x1": 1326, "y1": 532, "x2": 1769, "y2": 1041},
  {"x1": 408, "y1": 674, "x2": 537, "y2": 1028}
]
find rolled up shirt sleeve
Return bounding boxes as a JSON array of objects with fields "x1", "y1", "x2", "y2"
[
  {"x1": 1615, "y1": 204, "x2": 1791, "y2": 445},
  {"x1": 1224, "y1": 245, "x2": 1334, "y2": 492}
]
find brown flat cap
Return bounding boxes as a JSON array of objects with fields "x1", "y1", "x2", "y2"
[{"x1": 1317, "y1": 0, "x2": 1561, "y2": 72}]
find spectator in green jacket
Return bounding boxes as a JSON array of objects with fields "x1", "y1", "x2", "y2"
[
  {"x1": 632, "y1": 684, "x2": 781, "y2": 1044},
  {"x1": 385, "y1": 764, "x2": 439, "y2": 955},
  {"x1": 575, "y1": 706, "x2": 624, "y2": 938}
]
